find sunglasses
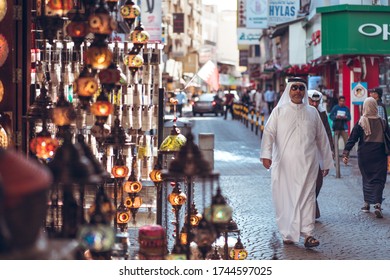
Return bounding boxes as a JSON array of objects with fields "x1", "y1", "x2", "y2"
[{"x1": 291, "y1": 85, "x2": 306, "y2": 91}]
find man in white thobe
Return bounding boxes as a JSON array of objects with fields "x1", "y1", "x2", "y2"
[{"x1": 260, "y1": 77, "x2": 333, "y2": 247}]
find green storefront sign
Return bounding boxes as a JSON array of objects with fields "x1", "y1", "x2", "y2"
[{"x1": 318, "y1": 5, "x2": 390, "y2": 55}]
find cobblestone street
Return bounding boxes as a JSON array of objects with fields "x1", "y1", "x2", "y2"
[{"x1": 187, "y1": 113, "x2": 390, "y2": 260}]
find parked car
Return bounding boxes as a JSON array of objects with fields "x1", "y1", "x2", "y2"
[{"x1": 191, "y1": 93, "x2": 224, "y2": 116}]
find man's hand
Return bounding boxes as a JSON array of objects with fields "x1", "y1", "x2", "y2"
[
  {"x1": 261, "y1": 158, "x2": 272, "y2": 169},
  {"x1": 342, "y1": 156, "x2": 349, "y2": 165},
  {"x1": 322, "y1": 169, "x2": 329, "y2": 177}
]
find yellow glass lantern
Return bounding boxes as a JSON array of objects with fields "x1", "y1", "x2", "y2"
[
  {"x1": 124, "y1": 51, "x2": 144, "y2": 69},
  {"x1": 129, "y1": 23, "x2": 150, "y2": 45},
  {"x1": 89, "y1": 13, "x2": 117, "y2": 36},
  {"x1": 86, "y1": 40, "x2": 113, "y2": 70},
  {"x1": 229, "y1": 237, "x2": 248, "y2": 260},
  {"x1": 120, "y1": 0, "x2": 140, "y2": 28}
]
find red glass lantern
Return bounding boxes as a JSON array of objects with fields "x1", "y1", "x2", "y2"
[{"x1": 30, "y1": 130, "x2": 59, "y2": 160}]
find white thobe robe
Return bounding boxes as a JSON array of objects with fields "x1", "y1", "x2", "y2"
[{"x1": 260, "y1": 102, "x2": 334, "y2": 242}]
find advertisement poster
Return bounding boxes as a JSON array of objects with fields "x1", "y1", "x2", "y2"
[
  {"x1": 141, "y1": 0, "x2": 162, "y2": 42},
  {"x1": 351, "y1": 82, "x2": 367, "y2": 105},
  {"x1": 267, "y1": 0, "x2": 300, "y2": 26},
  {"x1": 246, "y1": 0, "x2": 268, "y2": 29}
]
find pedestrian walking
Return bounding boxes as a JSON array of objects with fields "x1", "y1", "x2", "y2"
[
  {"x1": 260, "y1": 77, "x2": 333, "y2": 247},
  {"x1": 254, "y1": 87, "x2": 265, "y2": 114},
  {"x1": 264, "y1": 85, "x2": 276, "y2": 114},
  {"x1": 308, "y1": 90, "x2": 335, "y2": 219},
  {"x1": 342, "y1": 97, "x2": 389, "y2": 218},
  {"x1": 175, "y1": 89, "x2": 187, "y2": 117},
  {"x1": 329, "y1": 96, "x2": 351, "y2": 150},
  {"x1": 369, "y1": 87, "x2": 388, "y2": 123},
  {"x1": 223, "y1": 91, "x2": 235, "y2": 120}
]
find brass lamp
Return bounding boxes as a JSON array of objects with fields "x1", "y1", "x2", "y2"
[{"x1": 116, "y1": 201, "x2": 131, "y2": 232}]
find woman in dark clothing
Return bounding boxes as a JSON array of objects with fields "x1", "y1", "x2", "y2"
[{"x1": 342, "y1": 97, "x2": 389, "y2": 218}]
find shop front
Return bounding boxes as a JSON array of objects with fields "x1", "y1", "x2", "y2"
[{"x1": 315, "y1": 4, "x2": 390, "y2": 126}]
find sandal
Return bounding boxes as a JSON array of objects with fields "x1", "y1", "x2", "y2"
[{"x1": 304, "y1": 236, "x2": 320, "y2": 248}]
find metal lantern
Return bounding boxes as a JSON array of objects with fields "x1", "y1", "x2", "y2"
[
  {"x1": 187, "y1": 202, "x2": 202, "y2": 227},
  {"x1": 98, "y1": 62, "x2": 121, "y2": 92},
  {"x1": 229, "y1": 236, "x2": 248, "y2": 260},
  {"x1": 86, "y1": 39, "x2": 113, "y2": 70},
  {"x1": 124, "y1": 49, "x2": 144, "y2": 76},
  {"x1": 120, "y1": 0, "x2": 140, "y2": 29},
  {"x1": 204, "y1": 186, "x2": 233, "y2": 225},
  {"x1": 149, "y1": 162, "x2": 163, "y2": 183},
  {"x1": 129, "y1": 22, "x2": 150, "y2": 54},
  {"x1": 193, "y1": 217, "x2": 217, "y2": 259}
]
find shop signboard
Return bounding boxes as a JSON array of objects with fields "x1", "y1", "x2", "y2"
[
  {"x1": 351, "y1": 82, "x2": 367, "y2": 105},
  {"x1": 267, "y1": 0, "x2": 300, "y2": 26},
  {"x1": 141, "y1": 0, "x2": 162, "y2": 42},
  {"x1": 246, "y1": 0, "x2": 268, "y2": 28},
  {"x1": 319, "y1": 5, "x2": 390, "y2": 55}
]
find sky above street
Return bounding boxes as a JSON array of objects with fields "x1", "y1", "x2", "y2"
[{"x1": 203, "y1": 0, "x2": 237, "y2": 11}]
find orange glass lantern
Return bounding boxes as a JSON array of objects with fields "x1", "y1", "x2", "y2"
[
  {"x1": 149, "y1": 162, "x2": 162, "y2": 183},
  {"x1": 73, "y1": 67, "x2": 99, "y2": 98},
  {"x1": 111, "y1": 155, "x2": 129, "y2": 179},
  {"x1": 91, "y1": 92, "x2": 113, "y2": 125},
  {"x1": 229, "y1": 236, "x2": 248, "y2": 260},
  {"x1": 51, "y1": 90, "x2": 77, "y2": 127},
  {"x1": 86, "y1": 40, "x2": 113, "y2": 70},
  {"x1": 46, "y1": 0, "x2": 74, "y2": 16},
  {"x1": 117, "y1": 202, "x2": 131, "y2": 227},
  {"x1": 123, "y1": 169, "x2": 142, "y2": 193},
  {"x1": 168, "y1": 183, "x2": 187, "y2": 208}
]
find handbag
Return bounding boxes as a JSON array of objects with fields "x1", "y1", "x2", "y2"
[{"x1": 380, "y1": 120, "x2": 390, "y2": 155}]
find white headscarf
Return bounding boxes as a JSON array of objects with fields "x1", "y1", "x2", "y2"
[
  {"x1": 307, "y1": 90, "x2": 326, "y2": 112},
  {"x1": 276, "y1": 78, "x2": 309, "y2": 108},
  {"x1": 358, "y1": 97, "x2": 379, "y2": 136}
]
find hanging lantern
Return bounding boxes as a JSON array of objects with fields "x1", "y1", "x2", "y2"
[
  {"x1": 30, "y1": 131, "x2": 59, "y2": 161},
  {"x1": 186, "y1": 202, "x2": 202, "y2": 227},
  {"x1": 124, "y1": 48, "x2": 144, "y2": 76},
  {"x1": 88, "y1": 186, "x2": 116, "y2": 222},
  {"x1": 116, "y1": 201, "x2": 130, "y2": 229},
  {"x1": 159, "y1": 125, "x2": 187, "y2": 152},
  {"x1": 90, "y1": 92, "x2": 113, "y2": 124},
  {"x1": 98, "y1": 62, "x2": 121, "y2": 92},
  {"x1": 229, "y1": 236, "x2": 248, "y2": 260},
  {"x1": 111, "y1": 155, "x2": 129, "y2": 179},
  {"x1": 149, "y1": 162, "x2": 163, "y2": 183},
  {"x1": 66, "y1": 12, "x2": 88, "y2": 50},
  {"x1": 46, "y1": 0, "x2": 74, "y2": 16},
  {"x1": 204, "y1": 186, "x2": 233, "y2": 226},
  {"x1": 86, "y1": 39, "x2": 113, "y2": 70},
  {"x1": 193, "y1": 217, "x2": 217, "y2": 259},
  {"x1": 51, "y1": 87, "x2": 77, "y2": 127},
  {"x1": 120, "y1": 0, "x2": 140, "y2": 29},
  {"x1": 88, "y1": 1, "x2": 117, "y2": 36},
  {"x1": 73, "y1": 66, "x2": 98, "y2": 100},
  {"x1": 167, "y1": 182, "x2": 187, "y2": 209},
  {"x1": 129, "y1": 22, "x2": 150, "y2": 54}
]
